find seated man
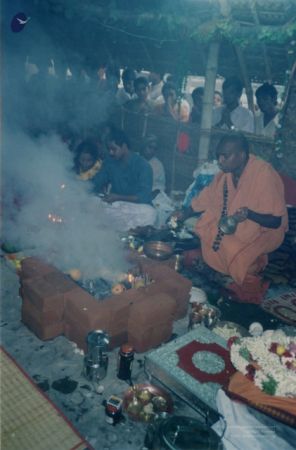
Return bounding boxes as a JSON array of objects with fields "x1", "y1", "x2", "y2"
[
  {"x1": 154, "y1": 82, "x2": 190, "y2": 122},
  {"x1": 124, "y1": 76, "x2": 154, "y2": 114},
  {"x1": 116, "y1": 68, "x2": 137, "y2": 106},
  {"x1": 142, "y1": 135, "x2": 173, "y2": 227},
  {"x1": 148, "y1": 70, "x2": 164, "y2": 104},
  {"x1": 255, "y1": 83, "x2": 279, "y2": 138},
  {"x1": 178, "y1": 133, "x2": 287, "y2": 303},
  {"x1": 93, "y1": 127, "x2": 156, "y2": 230},
  {"x1": 212, "y1": 77, "x2": 254, "y2": 133},
  {"x1": 142, "y1": 135, "x2": 166, "y2": 198}
]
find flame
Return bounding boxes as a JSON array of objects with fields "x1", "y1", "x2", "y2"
[
  {"x1": 127, "y1": 273, "x2": 134, "y2": 284},
  {"x1": 48, "y1": 213, "x2": 63, "y2": 223}
]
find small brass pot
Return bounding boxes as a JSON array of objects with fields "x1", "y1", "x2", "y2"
[{"x1": 219, "y1": 215, "x2": 239, "y2": 235}]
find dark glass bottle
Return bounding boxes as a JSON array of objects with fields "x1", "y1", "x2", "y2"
[{"x1": 117, "y1": 344, "x2": 134, "y2": 380}]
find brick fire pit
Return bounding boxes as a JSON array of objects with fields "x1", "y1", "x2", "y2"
[{"x1": 19, "y1": 256, "x2": 192, "y2": 353}]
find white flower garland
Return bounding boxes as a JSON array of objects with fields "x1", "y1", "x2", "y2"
[{"x1": 230, "y1": 330, "x2": 296, "y2": 397}]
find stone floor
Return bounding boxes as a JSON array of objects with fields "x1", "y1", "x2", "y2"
[
  {"x1": 0, "y1": 258, "x2": 201, "y2": 450},
  {"x1": 1, "y1": 245, "x2": 296, "y2": 450}
]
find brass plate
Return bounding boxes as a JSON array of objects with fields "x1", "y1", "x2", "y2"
[{"x1": 123, "y1": 383, "x2": 173, "y2": 422}]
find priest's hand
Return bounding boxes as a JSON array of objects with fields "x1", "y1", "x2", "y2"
[
  {"x1": 103, "y1": 193, "x2": 121, "y2": 204},
  {"x1": 233, "y1": 207, "x2": 249, "y2": 222}
]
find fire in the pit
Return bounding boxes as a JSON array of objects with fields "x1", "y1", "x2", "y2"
[
  {"x1": 75, "y1": 267, "x2": 154, "y2": 300},
  {"x1": 47, "y1": 213, "x2": 63, "y2": 223},
  {"x1": 77, "y1": 277, "x2": 112, "y2": 300}
]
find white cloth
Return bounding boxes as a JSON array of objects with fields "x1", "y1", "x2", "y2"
[
  {"x1": 212, "y1": 105, "x2": 255, "y2": 133},
  {"x1": 149, "y1": 156, "x2": 166, "y2": 192},
  {"x1": 213, "y1": 389, "x2": 296, "y2": 450},
  {"x1": 116, "y1": 88, "x2": 137, "y2": 106},
  {"x1": 148, "y1": 81, "x2": 164, "y2": 103},
  {"x1": 254, "y1": 111, "x2": 279, "y2": 138},
  {"x1": 103, "y1": 201, "x2": 157, "y2": 231},
  {"x1": 152, "y1": 191, "x2": 174, "y2": 228}
]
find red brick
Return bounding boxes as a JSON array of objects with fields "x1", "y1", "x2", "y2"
[
  {"x1": 43, "y1": 271, "x2": 77, "y2": 293},
  {"x1": 106, "y1": 288, "x2": 145, "y2": 335},
  {"x1": 21, "y1": 278, "x2": 65, "y2": 314},
  {"x1": 22, "y1": 296, "x2": 64, "y2": 323},
  {"x1": 109, "y1": 331, "x2": 128, "y2": 350},
  {"x1": 22, "y1": 304, "x2": 63, "y2": 340},
  {"x1": 128, "y1": 293, "x2": 176, "y2": 330},
  {"x1": 128, "y1": 323, "x2": 172, "y2": 353},
  {"x1": 137, "y1": 277, "x2": 190, "y2": 319},
  {"x1": 20, "y1": 257, "x2": 59, "y2": 280},
  {"x1": 64, "y1": 288, "x2": 112, "y2": 330},
  {"x1": 161, "y1": 278, "x2": 191, "y2": 319},
  {"x1": 140, "y1": 263, "x2": 192, "y2": 319}
]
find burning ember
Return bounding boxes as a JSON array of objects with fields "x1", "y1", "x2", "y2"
[
  {"x1": 48, "y1": 213, "x2": 63, "y2": 223},
  {"x1": 73, "y1": 267, "x2": 153, "y2": 300}
]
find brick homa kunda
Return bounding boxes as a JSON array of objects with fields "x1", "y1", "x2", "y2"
[{"x1": 19, "y1": 256, "x2": 192, "y2": 353}]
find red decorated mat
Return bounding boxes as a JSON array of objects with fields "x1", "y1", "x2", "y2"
[
  {"x1": 225, "y1": 372, "x2": 296, "y2": 428},
  {"x1": 176, "y1": 340, "x2": 236, "y2": 386},
  {"x1": 261, "y1": 291, "x2": 296, "y2": 325}
]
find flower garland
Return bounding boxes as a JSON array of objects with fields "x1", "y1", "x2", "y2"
[
  {"x1": 230, "y1": 330, "x2": 296, "y2": 397},
  {"x1": 78, "y1": 160, "x2": 102, "y2": 181}
]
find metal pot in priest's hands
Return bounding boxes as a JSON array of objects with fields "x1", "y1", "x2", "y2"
[{"x1": 218, "y1": 215, "x2": 239, "y2": 235}]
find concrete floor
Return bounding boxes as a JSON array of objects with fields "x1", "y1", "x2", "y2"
[
  {"x1": 2, "y1": 254, "x2": 296, "y2": 450},
  {"x1": 0, "y1": 259, "x2": 199, "y2": 450}
]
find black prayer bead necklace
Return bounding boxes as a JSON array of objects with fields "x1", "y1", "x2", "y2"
[{"x1": 212, "y1": 179, "x2": 228, "y2": 252}]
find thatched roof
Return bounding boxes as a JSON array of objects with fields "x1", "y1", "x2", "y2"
[{"x1": 9, "y1": 0, "x2": 295, "y2": 84}]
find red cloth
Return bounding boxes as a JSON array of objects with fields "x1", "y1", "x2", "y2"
[
  {"x1": 176, "y1": 340, "x2": 236, "y2": 386},
  {"x1": 226, "y1": 275, "x2": 270, "y2": 304}
]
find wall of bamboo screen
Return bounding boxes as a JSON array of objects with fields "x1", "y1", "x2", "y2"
[{"x1": 110, "y1": 109, "x2": 276, "y2": 193}]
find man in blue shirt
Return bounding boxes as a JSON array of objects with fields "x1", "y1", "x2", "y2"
[{"x1": 93, "y1": 128, "x2": 156, "y2": 230}]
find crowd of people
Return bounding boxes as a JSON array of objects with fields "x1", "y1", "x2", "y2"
[
  {"x1": 17, "y1": 59, "x2": 288, "y2": 305},
  {"x1": 74, "y1": 123, "x2": 287, "y2": 304},
  {"x1": 22, "y1": 58, "x2": 281, "y2": 140}
]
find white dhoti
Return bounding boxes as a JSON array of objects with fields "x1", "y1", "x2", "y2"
[{"x1": 103, "y1": 201, "x2": 157, "y2": 231}]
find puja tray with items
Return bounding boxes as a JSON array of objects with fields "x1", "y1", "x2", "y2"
[
  {"x1": 123, "y1": 383, "x2": 173, "y2": 423},
  {"x1": 128, "y1": 225, "x2": 200, "y2": 252}
]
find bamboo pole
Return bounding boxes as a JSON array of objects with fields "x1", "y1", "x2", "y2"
[
  {"x1": 250, "y1": 0, "x2": 272, "y2": 81},
  {"x1": 218, "y1": 0, "x2": 254, "y2": 112},
  {"x1": 198, "y1": 41, "x2": 220, "y2": 163},
  {"x1": 235, "y1": 46, "x2": 254, "y2": 113}
]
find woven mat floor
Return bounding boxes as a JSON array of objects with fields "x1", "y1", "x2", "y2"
[{"x1": 0, "y1": 347, "x2": 90, "y2": 450}]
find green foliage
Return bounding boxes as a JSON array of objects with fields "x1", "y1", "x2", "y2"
[
  {"x1": 258, "y1": 23, "x2": 296, "y2": 44},
  {"x1": 261, "y1": 376, "x2": 278, "y2": 396},
  {"x1": 239, "y1": 347, "x2": 251, "y2": 361}
]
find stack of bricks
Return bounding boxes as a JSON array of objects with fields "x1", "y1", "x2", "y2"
[
  {"x1": 20, "y1": 256, "x2": 192, "y2": 353},
  {"x1": 20, "y1": 257, "x2": 77, "y2": 340}
]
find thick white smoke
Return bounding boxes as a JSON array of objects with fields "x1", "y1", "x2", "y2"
[{"x1": 2, "y1": 129, "x2": 129, "y2": 281}]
